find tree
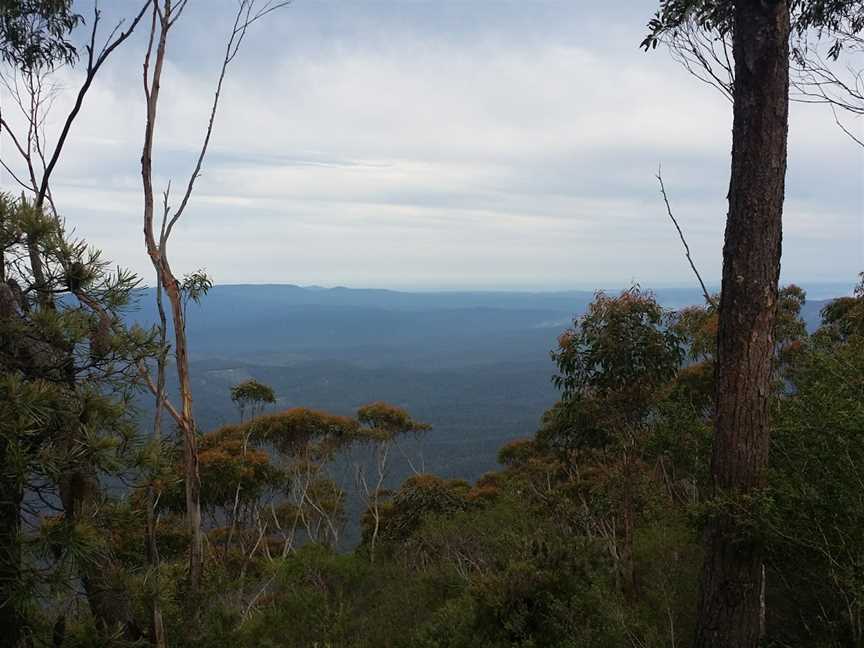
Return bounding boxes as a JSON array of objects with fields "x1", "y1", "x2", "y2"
[
  {"x1": 818, "y1": 272, "x2": 864, "y2": 341},
  {"x1": 248, "y1": 407, "x2": 359, "y2": 552},
  {"x1": 650, "y1": 3, "x2": 864, "y2": 147},
  {"x1": 764, "y1": 287, "x2": 864, "y2": 645},
  {"x1": 181, "y1": 426, "x2": 285, "y2": 556},
  {"x1": 645, "y1": 3, "x2": 864, "y2": 646},
  {"x1": 139, "y1": 0, "x2": 290, "y2": 603},
  {"x1": 0, "y1": 1, "x2": 148, "y2": 311},
  {"x1": 354, "y1": 402, "x2": 431, "y2": 562},
  {"x1": 231, "y1": 379, "x2": 276, "y2": 422},
  {"x1": 0, "y1": 194, "x2": 157, "y2": 646},
  {"x1": 0, "y1": 0, "x2": 80, "y2": 70},
  {"x1": 543, "y1": 287, "x2": 683, "y2": 597},
  {"x1": 0, "y1": 4, "x2": 151, "y2": 643}
]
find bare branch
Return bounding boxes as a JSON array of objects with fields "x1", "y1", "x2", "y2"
[
  {"x1": 666, "y1": 21, "x2": 864, "y2": 148},
  {"x1": 0, "y1": 156, "x2": 35, "y2": 192},
  {"x1": 35, "y1": 1, "x2": 151, "y2": 209},
  {"x1": 664, "y1": 19, "x2": 734, "y2": 102},
  {"x1": 139, "y1": 0, "x2": 289, "y2": 601},
  {"x1": 830, "y1": 102, "x2": 864, "y2": 147},
  {"x1": 139, "y1": 361, "x2": 183, "y2": 427},
  {"x1": 656, "y1": 169, "x2": 716, "y2": 308},
  {"x1": 165, "y1": 0, "x2": 292, "y2": 242},
  {"x1": 791, "y1": 33, "x2": 864, "y2": 147}
]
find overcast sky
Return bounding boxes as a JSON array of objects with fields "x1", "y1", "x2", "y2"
[{"x1": 2, "y1": 0, "x2": 862, "y2": 291}]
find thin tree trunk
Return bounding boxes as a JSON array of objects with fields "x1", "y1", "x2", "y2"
[
  {"x1": 694, "y1": 2, "x2": 790, "y2": 647},
  {"x1": 141, "y1": 1, "x2": 204, "y2": 596},
  {"x1": 145, "y1": 276, "x2": 167, "y2": 647},
  {"x1": 164, "y1": 275, "x2": 204, "y2": 590}
]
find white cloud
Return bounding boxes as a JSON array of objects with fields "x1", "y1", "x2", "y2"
[{"x1": 1, "y1": 0, "x2": 860, "y2": 290}]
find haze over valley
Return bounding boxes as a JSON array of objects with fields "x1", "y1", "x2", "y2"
[{"x1": 136, "y1": 281, "x2": 844, "y2": 482}]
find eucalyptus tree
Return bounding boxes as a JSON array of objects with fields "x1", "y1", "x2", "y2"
[
  {"x1": 231, "y1": 379, "x2": 276, "y2": 423},
  {"x1": 138, "y1": 0, "x2": 290, "y2": 602},
  {"x1": 644, "y1": 3, "x2": 864, "y2": 646},
  {"x1": 544, "y1": 286, "x2": 682, "y2": 596},
  {"x1": 0, "y1": 0, "x2": 81, "y2": 70},
  {"x1": 353, "y1": 402, "x2": 431, "y2": 563}
]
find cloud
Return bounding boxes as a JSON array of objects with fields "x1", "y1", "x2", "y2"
[{"x1": 1, "y1": 0, "x2": 861, "y2": 290}]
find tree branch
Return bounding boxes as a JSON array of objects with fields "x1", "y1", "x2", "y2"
[
  {"x1": 139, "y1": 362, "x2": 183, "y2": 427},
  {"x1": 165, "y1": 0, "x2": 292, "y2": 243},
  {"x1": 656, "y1": 169, "x2": 716, "y2": 308},
  {"x1": 35, "y1": 1, "x2": 151, "y2": 209}
]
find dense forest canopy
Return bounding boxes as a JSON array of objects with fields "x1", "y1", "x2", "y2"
[{"x1": 0, "y1": 1, "x2": 862, "y2": 647}]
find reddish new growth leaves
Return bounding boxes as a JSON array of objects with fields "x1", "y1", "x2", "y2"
[
  {"x1": 247, "y1": 408, "x2": 359, "y2": 456},
  {"x1": 357, "y1": 402, "x2": 431, "y2": 442}
]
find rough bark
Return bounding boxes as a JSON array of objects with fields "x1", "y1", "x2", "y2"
[{"x1": 694, "y1": 2, "x2": 791, "y2": 647}]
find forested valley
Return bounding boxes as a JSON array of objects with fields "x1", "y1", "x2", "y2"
[{"x1": 1, "y1": 1, "x2": 863, "y2": 647}]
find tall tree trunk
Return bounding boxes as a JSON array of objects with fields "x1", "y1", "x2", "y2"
[
  {"x1": 164, "y1": 276, "x2": 204, "y2": 590},
  {"x1": 145, "y1": 281, "x2": 168, "y2": 647},
  {"x1": 141, "y1": 2, "x2": 204, "y2": 596},
  {"x1": 694, "y1": 3, "x2": 790, "y2": 647}
]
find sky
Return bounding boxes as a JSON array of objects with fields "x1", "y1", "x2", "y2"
[{"x1": 1, "y1": 0, "x2": 862, "y2": 291}]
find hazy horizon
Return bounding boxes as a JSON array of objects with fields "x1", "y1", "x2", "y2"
[{"x1": 149, "y1": 278, "x2": 858, "y2": 300}]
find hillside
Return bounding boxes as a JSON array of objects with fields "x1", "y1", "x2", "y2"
[{"x1": 137, "y1": 283, "x2": 838, "y2": 483}]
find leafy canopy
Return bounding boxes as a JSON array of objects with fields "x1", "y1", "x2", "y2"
[
  {"x1": 552, "y1": 286, "x2": 682, "y2": 408},
  {"x1": 642, "y1": 0, "x2": 864, "y2": 58},
  {"x1": 0, "y1": 0, "x2": 81, "y2": 70}
]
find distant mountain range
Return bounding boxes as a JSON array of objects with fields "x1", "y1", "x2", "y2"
[
  {"x1": 128, "y1": 283, "x2": 838, "y2": 367},
  {"x1": 127, "y1": 282, "x2": 847, "y2": 546},
  {"x1": 130, "y1": 282, "x2": 843, "y2": 487}
]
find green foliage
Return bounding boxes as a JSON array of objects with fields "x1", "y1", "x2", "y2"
[
  {"x1": 6, "y1": 258, "x2": 862, "y2": 648},
  {"x1": 762, "y1": 298, "x2": 864, "y2": 646},
  {"x1": 245, "y1": 407, "x2": 359, "y2": 455},
  {"x1": 552, "y1": 286, "x2": 682, "y2": 408},
  {"x1": 230, "y1": 378, "x2": 276, "y2": 421},
  {"x1": 671, "y1": 302, "x2": 717, "y2": 362},
  {"x1": 399, "y1": 492, "x2": 627, "y2": 647},
  {"x1": 0, "y1": 194, "x2": 157, "y2": 641},
  {"x1": 541, "y1": 286, "x2": 683, "y2": 458},
  {"x1": 210, "y1": 544, "x2": 464, "y2": 648},
  {"x1": 817, "y1": 272, "x2": 864, "y2": 342},
  {"x1": 180, "y1": 268, "x2": 213, "y2": 309},
  {"x1": 365, "y1": 473, "x2": 474, "y2": 552},
  {"x1": 357, "y1": 401, "x2": 431, "y2": 441},
  {"x1": 197, "y1": 429, "x2": 285, "y2": 513},
  {"x1": 0, "y1": 0, "x2": 81, "y2": 70},
  {"x1": 642, "y1": 0, "x2": 864, "y2": 55}
]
